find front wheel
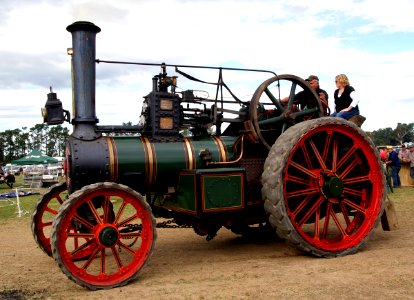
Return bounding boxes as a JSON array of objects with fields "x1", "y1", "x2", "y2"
[
  {"x1": 262, "y1": 117, "x2": 385, "y2": 257},
  {"x1": 32, "y1": 182, "x2": 67, "y2": 256},
  {"x1": 51, "y1": 182, "x2": 157, "y2": 290}
]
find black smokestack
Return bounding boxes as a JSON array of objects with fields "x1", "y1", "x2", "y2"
[{"x1": 66, "y1": 21, "x2": 101, "y2": 140}]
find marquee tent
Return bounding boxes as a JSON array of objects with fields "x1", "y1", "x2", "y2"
[{"x1": 12, "y1": 149, "x2": 58, "y2": 165}]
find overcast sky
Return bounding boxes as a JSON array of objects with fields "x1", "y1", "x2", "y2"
[{"x1": 1, "y1": 0, "x2": 413, "y2": 133}]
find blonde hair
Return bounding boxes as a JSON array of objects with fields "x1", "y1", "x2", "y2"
[{"x1": 335, "y1": 74, "x2": 350, "y2": 86}]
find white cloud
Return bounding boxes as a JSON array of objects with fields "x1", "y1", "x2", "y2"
[{"x1": 1, "y1": 0, "x2": 414, "y2": 133}]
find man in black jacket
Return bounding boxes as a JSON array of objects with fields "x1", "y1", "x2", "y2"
[{"x1": 281, "y1": 75, "x2": 329, "y2": 115}]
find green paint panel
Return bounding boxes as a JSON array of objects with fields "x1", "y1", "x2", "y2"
[
  {"x1": 165, "y1": 172, "x2": 197, "y2": 213},
  {"x1": 200, "y1": 169, "x2": 244, "y2": 211},
  {"x1": 113, "y1": 137, "x2": 146, "y2": 174},
  {"x1": 152, "y1": 142, "x2": 188, "y2": 174}
]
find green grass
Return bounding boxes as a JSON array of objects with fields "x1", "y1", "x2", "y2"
[
  {"x1": 0, "y1": 175, "x2": 52, "y2": 220},
  {"x1": 0, "y1": 176, "x2": 135, "y2": 221},
  {"x1": 387, "y1": 186, "x2": 413, "y2": 213}
]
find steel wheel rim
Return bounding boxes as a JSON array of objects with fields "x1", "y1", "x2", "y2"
[
  {"x1": 53, "y1": 185, "x2": 155, "y2": 288},
  {"x1": 283, "y1": 122, "x2": 383, "y2": 252}
]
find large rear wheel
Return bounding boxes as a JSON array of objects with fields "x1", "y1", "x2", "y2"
[
  {"x1": 262, "y1": 117, "x2": 385, "y2": 257},
  {"x1": 51, "y1": 182, "x2": 156, "y2": 289}
]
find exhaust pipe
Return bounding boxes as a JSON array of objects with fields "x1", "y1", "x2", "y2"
[{"x1": 66, "y1": 21, "x2": 101, "y2": 140}]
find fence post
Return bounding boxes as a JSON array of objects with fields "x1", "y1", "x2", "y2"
[{"x1": 15, "y1": 188, "x2": 22, "y2": 218}]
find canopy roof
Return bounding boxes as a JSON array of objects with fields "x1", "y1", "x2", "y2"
[{"x1": 12, "y1": 149, "x2": 58, "y2": 165}]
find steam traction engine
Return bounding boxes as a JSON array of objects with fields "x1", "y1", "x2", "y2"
[{"x1": 32, "y1": 21, "x2": 386, "y2": 290}]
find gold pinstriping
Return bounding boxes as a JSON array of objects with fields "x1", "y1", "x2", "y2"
[
  {"x1": 141, "y1": 136, "x2": 157, "y2": 187},
  {"x1": 212, "y1": 136, "x2": 228, "y2": 162},
  {"x1": 105, "y1": 136, "x2": 118, "y2": 181},
  {"x1": 183, "y1": 137, "x2": 196, "y2": 170}
]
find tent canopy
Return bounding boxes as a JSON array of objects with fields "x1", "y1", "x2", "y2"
[{"x1": 12, "y1": 149, "x2": 58, "y2": 165}]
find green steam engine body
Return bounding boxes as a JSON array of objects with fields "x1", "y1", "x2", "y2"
[{"x1": 32, "y1": 21, "x2": 386, "y2": 290}]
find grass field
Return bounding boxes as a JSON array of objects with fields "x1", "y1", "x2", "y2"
[{"x1": 0, "y1": 175, "x2": 59, "y2": 220}]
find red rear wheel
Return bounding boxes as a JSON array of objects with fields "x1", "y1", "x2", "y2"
[
  {"x1": 51, "y1": 182, "x2": 156, "y2": 289},
  {"x1": 262, "y1": 117, "x2": 385, "y2": 257}
]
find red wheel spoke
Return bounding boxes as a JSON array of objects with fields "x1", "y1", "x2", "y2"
[
  {"x1": 70, "y1": 237, "x2": 95, "y2": 256},
  {"x1": 292, "y1": 195, "x2": 313, "y2": 218},
  {"x1": 321, "y1": 202, "x2": 332, "y2": 239},
  {"x1": 87, "y1": 199, "x2": 103, "y2": 225},
  {"x1": 82, "y1": 247, "x2": 101, "y2": 270},
  {"x1": 322, "y1": 131, "x2": 332, "y2": 163},
  {"x1": 117, "y1": 240, "x2": 138, "y2": 255},
  {"x1": 343, "y1": 175, "x2": 370, "y2": 184},
  {"x1": 336, "y1": 145, "x2": 357, "y2": 170},
  {"x1": 343, "y1": 187, "x2": 362, "y2": 198},
  {"x1": 114, "y1": 201, "x2": 127, "y2": 224},
  {"x1": 73, "y1": 213, "x2": 95, "y2": 230},
  {"x1": 342, "y1": 198, "x2": 366, "y2": 214},
  {"x1": 339, "y1": 202, "x2": 351, "y2": 227},
  {"x1": 100, "y1": 248, "x2": 106, "y2": 274},
  {"x1": 117, "y1": 214, "x2": 139, "y2": 228},
  {"x1": 298, "y1": 196, "x2": 325, "y2": 227},
  {"x1": 339, "y1": 160, "x2": 358, "y2": 179},
  {"x1": 314, "y1": 206, "x2": 320, "y2": 239},
  {"x1": 287, "y1": 174, "x2": 310, "y2": 185},
  {"x1": 330, "y1": 208, "x2": 347, "y2": 237},
  {"x1": 103, "y1": 196, "x2": 111, "y2": 223},
  {"x1": 40, "y1": 221, "x2": 53, "y2": 228},
  {"x1": 111, "y1": 246, "x2": 123, "y2": 268},
  {"x1": 300, "y1": 144, "x2": 312, "y2": 169},
  {"x1": 290, "y1": 161, "x2": 318, "y2": 179},
  {"x1": 287, "y1": 187, "x2": 319, "y2": 198},
  {"x1": 120, "y1": 232, "x2": 142, "y2": 239},
  {"x1": 331, "y1": 138, "x2": 339, "y2": 172},
  {"x1": 44, "y1": 206, "x2": 58, "y2": 215},
  {"x1": 67, "y1": 232, "x2": 95, "y2": 239},
  {"x1": 309, "y1": 139, "x2": 326, "y2": 169},
  {"x1": 56, "y1": 194, "x2": 64, "y2": 204}
]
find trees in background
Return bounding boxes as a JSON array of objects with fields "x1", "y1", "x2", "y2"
[
  {"x1": 0, "y1": 124, "x2": 69, "y2": 163},
  {"x1": 368, "y1": 123, "x2": 414, "y2": 146},
  {"x1": 0, "y1": 122, "x2": 412, "y2": 164}
]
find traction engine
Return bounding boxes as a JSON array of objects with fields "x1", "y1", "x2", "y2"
[{"x1": 32, "y1": 21, "x2": 386, "y2": 290}]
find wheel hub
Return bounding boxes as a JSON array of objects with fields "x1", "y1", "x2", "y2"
[
  {"x1": 98, "y1": 226, "x2": 119, "y2": 247},
  {"x1": 323, "y1": 174, "x2": 344, "y2": 198},
  {"x1": 283, "y1": 109, "x2": 295, "y2": 121}
]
